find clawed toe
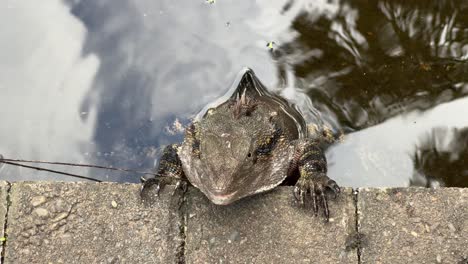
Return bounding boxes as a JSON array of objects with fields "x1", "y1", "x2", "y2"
[
  {"x1": 140, "y1": 177, "x2": 162, "y2": 199},
  {"x1": 294, "y1": 175, "x2": 340, "y2": 221},
  {"x1": 172, "y1": 180, "x2": 188, "y2": 196},
  {"x1": 310, "y1": 188, "x2": 318, "y2": 216},
  {"x1": 326, "y1": 179, "x2": 341, "y2": 198},
  {"x1": 293, "y1": 186, "x2": 306, "y2": 205},
  {"x1": 140, "y1": 176, "x2": 189, "y2": 203}
]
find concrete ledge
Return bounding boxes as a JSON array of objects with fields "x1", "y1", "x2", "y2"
[
  {"x1": 358, "y1": 188, "x2": 468, "y2": 264},
  {"x1": 5, "y1": 182, "x2": 183, "y2": 264},
  {"x1": 0, "y1": 181, "x2": 465, "y2": 263},
  {"x1": 185, "y1": 187, "x2": 356, "y2": 263}
]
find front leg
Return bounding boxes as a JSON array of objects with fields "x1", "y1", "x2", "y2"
[
  {"x1": 291, "y1": 139, "x2": 340, "y2": 221},
  {"x1": 140, "y1": 144, "x2": 188, "y2": 200}
]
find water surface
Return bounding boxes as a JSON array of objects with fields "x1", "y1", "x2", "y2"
[{"x1": 0, "y1": 0, "x2": 467, "y2": 187}]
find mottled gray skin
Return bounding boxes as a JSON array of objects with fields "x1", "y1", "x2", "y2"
[{"x1": 142, "y1": 69, "x2": 340, "y2": 220}]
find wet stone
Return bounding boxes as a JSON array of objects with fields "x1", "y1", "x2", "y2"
[
  {"x1": 358, "y1": 188, "x2": 468, "y2": 264},
  {"x1": 185, "y1": 186, "x2": 357, "y2": 263},
  {"x1": 5, "y1": 182, "x2": 183, "y2": 264}
]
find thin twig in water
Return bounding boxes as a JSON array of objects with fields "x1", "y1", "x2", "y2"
[
  {"x1": 0, "y1": 158, "x2": 159, "y2": 177},
  {"x1": 0, "y1": 156, "x2": 186, "y2": 182},
  {"x1": 0, "y1": 160, "x2": 102, "y2": 182}
]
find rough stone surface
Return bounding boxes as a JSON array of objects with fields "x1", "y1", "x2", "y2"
[
  {"x1": 185, "y1": 186, "x2": 357, "y2": 264},
  {"x1": 5, "y1": 182, "x2": 183, "y2": 264},
  {"x1": 3, "y1": 182, "x2": 466, "y2": 264},
  {"x1": 358, "y1": 187, "x2": 468, "y2": 264},
  {"x1": 0, "y1": 181, "x2": 9, "y2": 256}
]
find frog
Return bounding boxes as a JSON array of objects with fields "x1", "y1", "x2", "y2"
[{"x1": 141, "y1": 68, "x2": 340, "y2": 220}]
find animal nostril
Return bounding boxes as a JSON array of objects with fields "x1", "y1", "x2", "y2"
[{"x1": 247, "y1": 152, "x2": 252, "y2": 158}]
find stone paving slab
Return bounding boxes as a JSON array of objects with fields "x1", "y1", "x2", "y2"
[
  {"x1": 358, "y1": 187, "x2": 468, "y2": 264},
  {"x1": 185, "y1": 186, "x2": 357, "y2": 264},
  {"x1": 5, "y1": 182, "x2": 183, "y2": 264},
  {"x1": 0, "y1": 181, "x2": 9, "y2": 257}
]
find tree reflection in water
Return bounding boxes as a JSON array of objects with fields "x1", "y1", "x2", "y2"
[
  {"x1": 274, "y1": 0, "x2": 468, "y2": 187},
  {"x1": 413, "y1": 127, "x2": 468, "y2": 188}
]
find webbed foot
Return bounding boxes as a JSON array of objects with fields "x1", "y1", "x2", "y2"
[{"x1": 293, "y1": 172, "x2": 340, "y2": 221}]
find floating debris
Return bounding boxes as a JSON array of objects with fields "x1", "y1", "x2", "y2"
[
  {"x1": 420, "y1": 62, "x2": 432, "y2": 71},
  {"x1": 164, "y1": 118, "x2": 185, "y2": 135},
  {"x1": 206, "y1": 0, "x2": 215, "y2": 4},
  {"x1": 266, "y1": 41, "x2": 276, "y2": 50}
]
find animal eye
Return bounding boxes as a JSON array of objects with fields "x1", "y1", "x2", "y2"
[{"x1": 247, "y1": 152, "x2": 252, "y2": 158}]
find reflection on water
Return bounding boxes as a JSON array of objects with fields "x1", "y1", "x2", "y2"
[
  {"x1": 326, "y1": 96, "x2": 468, "y2": 187},
  {"x1": 0, "y1": 0, "x2": 98, "y2": 181},
  {"x1": 273, "y1": 0, "x2": 468, "y2": 187},
  {"x1": 275, "y1": 0, "x2": 468, "y2": 131},
  {"x1": 413, "y1": 127, "x2": 468, "y2": 188},
  {"x1": 0, "y1": 0, "x2": 467, "y2": 187}
]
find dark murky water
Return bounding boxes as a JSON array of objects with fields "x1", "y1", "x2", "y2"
[{"x1": 0, "y1": 0, "x2": 467, "y2": 187}]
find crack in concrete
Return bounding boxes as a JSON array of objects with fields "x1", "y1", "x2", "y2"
[
  {"x1": 1, "y1": 182, "x2": 12, "y2": 263},
  {"x1": 354, "y1": 188, "x2": 361, "y2": 264},
  {"x1": 177, "y1": 192, "x2": 187, "y2": 264}
]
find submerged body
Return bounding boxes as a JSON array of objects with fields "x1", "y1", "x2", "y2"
[{"x1": 142, "y1": 69, "x2": 340, "y2": 220}]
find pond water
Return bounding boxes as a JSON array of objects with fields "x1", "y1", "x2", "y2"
[{"x1": 0, "y1": 0, "x2": 467, "y2": 187}]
